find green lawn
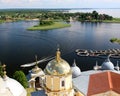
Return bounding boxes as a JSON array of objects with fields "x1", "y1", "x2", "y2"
[{"x1": 27, "y1": 22, "x2": 71, "y2": 31}]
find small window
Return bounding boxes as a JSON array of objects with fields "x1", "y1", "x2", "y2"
[{"x1": 62, "y1": 80, "x2": 65, "y2": 87}]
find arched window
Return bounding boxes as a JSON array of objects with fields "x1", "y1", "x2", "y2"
[
  {"x1": 35, "y1": 77, "x2": 40, "y2": 88},
  {"x1": 61, "y1": 80, "x2": 65, "y2": 87}
]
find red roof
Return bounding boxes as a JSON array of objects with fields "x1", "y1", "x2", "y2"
[{"x1": 87, "y1": 71, "x2": 120, "y2": 96}]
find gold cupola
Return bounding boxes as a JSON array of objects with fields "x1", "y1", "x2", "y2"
[{"x1": 45, "y1": 48, "x2": 71, "y2": 76}]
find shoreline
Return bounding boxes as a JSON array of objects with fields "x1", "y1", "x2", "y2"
[
  {"x1": 1, "y1": 18, "x2": 120, "y2": 24},
  {"x1": 0, "y1": 18, "x2": 39, "y2": 24},
  {"x1": 79, "y1": 18, "x2": 120, "y2": 23},
  {"x1": 102, "y1": 18, "x2": 120, "y2": 23}
]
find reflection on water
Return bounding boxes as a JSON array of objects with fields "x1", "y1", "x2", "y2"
[{"x1": 0, "y1": 21, "x2": 120, "y2": 76}]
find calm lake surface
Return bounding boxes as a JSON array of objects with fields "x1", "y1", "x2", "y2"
[{"x1": 0, "y1": 20, "x2": 120, "y2": 76}]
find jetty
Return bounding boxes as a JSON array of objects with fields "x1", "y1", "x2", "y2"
[{"x1": 75, "y1": 48, "x2": 120, "y2": 59}]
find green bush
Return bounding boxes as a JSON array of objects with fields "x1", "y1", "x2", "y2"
[
  {"x1": 110, "y1": 38, "x2": 120, "y2": 44},
  {"x1": 39, "y1": 20, "x2": 54, "y2": 26},
  {"x1": 13, "y1": 70, "x2": 28, "y2": 88},
  {"x1": 110, "y1": 38, "x2": 118, "y2": 42}
]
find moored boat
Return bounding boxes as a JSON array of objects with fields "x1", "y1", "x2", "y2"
[
  {"x1": 75, "y1": 48, "x2": 120, "y2": 59},
  {"x1": 111, "y1": 54, "x2": 120, "y2": 59},
  {"x1": 77, "y1": 52, "x2": 89, "y2": 56}
]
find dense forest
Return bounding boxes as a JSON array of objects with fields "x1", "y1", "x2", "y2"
[{"x1": 0, "y1": 9, "x2": 113, "y2": 23}]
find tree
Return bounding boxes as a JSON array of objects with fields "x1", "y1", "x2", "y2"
[
  {"x1": 39, "y1": 20, "x2": 54, "y2": 26},
  {"x1": 13, "y1": 70, "x2": 28, "y2": 88},
  {"x1": 92, "y1": 11, "x2": 98, "y2": 20}
]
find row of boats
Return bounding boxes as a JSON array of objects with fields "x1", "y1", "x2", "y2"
[{"x1": 75, "y1": 48, "x2": 120, "y2": 59}]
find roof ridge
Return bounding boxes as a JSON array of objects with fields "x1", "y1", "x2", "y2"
[{"x1": 107, "y1": 71, "x2": 113, "y2": 90}]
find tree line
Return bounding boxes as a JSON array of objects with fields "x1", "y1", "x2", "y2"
[{"x1": 0, "y1": 9, "x2": 113, "y2": 22}]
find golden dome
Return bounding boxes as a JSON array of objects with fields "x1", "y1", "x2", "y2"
[{"x1": 45, "y1": 48, "x2": 71, "y2": 76}]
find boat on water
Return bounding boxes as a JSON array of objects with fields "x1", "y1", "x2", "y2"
[
  {"x1": 77, "y1": 52, "x2": 89, "y2": 56},
  {"x1": 75, "y1": 49, "x2": 80, "y2": 53},
  {"x1": 75, "y1": 48, "x2": 120, "y2": 59},
  {"x1": 111, "y1": 54, "x2": 120, "y2": 59},
  {"x1": 90, "y1": 53, "x2": 100, "y2": 57},
  {"x1": 97, "y1": 54, "x2": 108, "y2": 59},
  {"x1": 76, "y1": 49, "x2": 89, "y2": 56},
  {"x1": 75, "y1": 49, "x2": 87, "y2": 53}
]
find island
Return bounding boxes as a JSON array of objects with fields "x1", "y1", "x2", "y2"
[
  {"x1": 27, "y1": 20, "x2": 71, "y2": 30},
  {"x1": 110, "y1": 38, "x2": 120, "y2": 44}
]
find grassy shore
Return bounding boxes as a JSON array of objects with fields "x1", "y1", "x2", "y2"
[
  {"x1": 110, "y1": 38, "x2": 120, "y2": 44},
  {"x1": 27, "y1": 22, "x2": 71, "y2": 31},
  {"x1": 0, "y1": 20, "x2": 5, "y2": 23},
  {"x1": 103, "y1": 18, "x2": 120, "y2": 23},
  {"x1": 80, "y1": 18, "x2": 120, "y2": 23}
]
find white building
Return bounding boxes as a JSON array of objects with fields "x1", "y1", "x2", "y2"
[{"x1": 0, "y1": 64, "x2": 27, "y2": 96}]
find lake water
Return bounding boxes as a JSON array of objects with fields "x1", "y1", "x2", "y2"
[{"x1": 0, "y1": 15, "x2": 120, "y2": 76}]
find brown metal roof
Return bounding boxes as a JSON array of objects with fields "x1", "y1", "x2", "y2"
[{"x1": 87, "y1": 71, "x2": 120, "y2": 96}]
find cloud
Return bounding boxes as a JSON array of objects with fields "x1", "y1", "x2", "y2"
[
  {"x1": 0, "y1": 0, "x2": 120, "y2": 8},
  {"x1": 28, "y1": 0, "x2": 76, "y2": 4},
  {"x1": 0, "y1": 0, "x2": 28, "y2": 4},
  {"x1": 1, "y1": 0, "x2": 19, "y2": 3},
  {"x1": 29, "y1": 0, "x2": 40, "y2": 2}
]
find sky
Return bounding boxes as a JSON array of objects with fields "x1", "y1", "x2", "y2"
[{"x1": 0, "y1": 0, "x2": 120, "y2": 9}]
